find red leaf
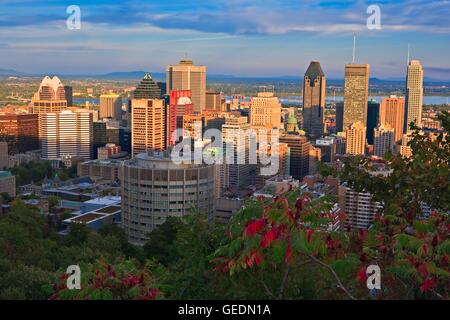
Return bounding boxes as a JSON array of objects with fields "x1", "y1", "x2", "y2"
[
  {"x1": 254, "y1": 252, "x2": 262, "y2": 266},
  {"x1": 245, "y1": 255, "x2": 254, "y2": 268},
  {"x1": 245, "y1": 219, "x2": 265, "y2": 237},
  {"x1": 420, "y1": 243, "x2": 429, "y2": 255},
  {"x1": 420, "y1": 277, "x2": 436, "y2": 293},
  {"x1": 359, "y1": 229, "x2": 368, "y2": 242},
  {"x1": 260, "y1": 229, "x2": 278, "y2": 248},
  {"x1": 358, "y1": 267, "x2": 367, "y2": 284},
  {"x1": 417, "y1": 263, "x2": 428, "y2": 278},
  {"x1": 306, "y1": 229, "x2": 314, "y2": 243},
  {"x1": 295, "y1": 198, "x2": 303, "y2": 212}
]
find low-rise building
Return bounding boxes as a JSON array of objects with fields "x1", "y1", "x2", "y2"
[{"x1": 0, "y1": 171, "x2": 16, "y2": 197}]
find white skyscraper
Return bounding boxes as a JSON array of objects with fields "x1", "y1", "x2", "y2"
[
  {"x1": 41, "y1": 109, "x2": 93, "y2": 161},
  {"x1": 404, "y1": 60, "x2": 423, "y2": 133}
]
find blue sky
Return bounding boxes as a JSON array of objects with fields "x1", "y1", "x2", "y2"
[{"x1": 0, "y1": 0, "x2": 449, "y2": 79}]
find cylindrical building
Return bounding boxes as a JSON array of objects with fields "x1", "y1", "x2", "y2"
[{"x1": 121, "y1": 150, "x2": 215, "y2": 244}]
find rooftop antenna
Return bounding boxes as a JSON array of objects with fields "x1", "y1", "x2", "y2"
[
  {"x1": 407, "y1": 44, "x2": 411, "y2": 64},
  {"x1": 352, "y1": 32, "x2": 356, "y2": 63}
]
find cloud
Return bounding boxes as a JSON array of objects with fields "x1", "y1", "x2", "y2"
[{"x1": 0, "y1": 0, "x2": 449, "y2": 35}]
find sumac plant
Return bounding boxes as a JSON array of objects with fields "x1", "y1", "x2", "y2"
[
  {"x1": 50, "y1": 259, "x2": 160, "y2": 300},
  {"x1": 211, "y1": 191, "x2": 449, "y2": 300}
]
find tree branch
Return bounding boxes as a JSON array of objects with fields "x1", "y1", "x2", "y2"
[
  {"x1": 308, "y1": 254, "x2": 357, "y2": 300},
  {"x1": 278, "y1": 266, "x2": 291, "y2": 300}
]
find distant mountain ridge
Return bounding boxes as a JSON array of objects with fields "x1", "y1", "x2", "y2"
[{"x1": 1, "y1": 68, "x2": 449, "y2": 85}]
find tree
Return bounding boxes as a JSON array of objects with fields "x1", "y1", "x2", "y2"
[
  {"x1": 334, "y1": 111, "x2": 449, "y2": 216},
  {"x1": 50, "y1": 259, "x2": 160, "y2": 300},
  {"x1": 143, "y1": 217, "x2": 182, "y2": 266},
  {"x1": 211, "y1": 191, "x2": 449, "y2": 299}
]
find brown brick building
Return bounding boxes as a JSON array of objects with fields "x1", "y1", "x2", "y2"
[{"x1": 0, "y1": 114, "x2": 39, "y2": 154}]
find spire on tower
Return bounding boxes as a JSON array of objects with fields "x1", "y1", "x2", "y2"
[
  {"x1": 352, "y1": 32, "x2": 356, "y2": 63},
  {"x1": 407, "y1": 44, "x2": 411, "y2": 64}
]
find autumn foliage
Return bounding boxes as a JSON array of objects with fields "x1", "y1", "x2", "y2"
[
  {"x1": 50, "y1": 260, "x2": 160, "y2": 300},
  {"x1": 211, "y1": 190, "x2": 449, "y2": 300}
]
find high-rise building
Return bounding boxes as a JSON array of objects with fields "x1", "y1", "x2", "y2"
[
  {"x1": 41, "y1": 109, "x2": 93, "y2": 161},
  {"x1": 404, "y1": 60, "x2": 423, "y2": 133},
  {"x1": 255, "y1": 142, "x2": 289, "y2": 187},
  {"x1": 338, "y1": 183, "x2": 383, "y2": 229},
  {"x1": 380, "y1": 96, "x2": 405, "y2": 143},
  {"x1": 0, "y1": 142, "x2": 8, "y2": 169},
  {"x1": 400, "y1": 133, "x2": 413, "y2": 158},
  {"x1": 205, "y1": 91, "x2": 223, "y2": 111},
  {"x1": 64, "y1": 86, "x2": 73, "y2": 106},
  {"x1": 0, "y1": 114, "x2": 39, "y2": 154},
  {"x1": 222, "y1": 115, "x2": 255, "y2": 190},
  {"x1": 343, "y1": 64, "x2": 370, "y2": 129},
  {"x1": 121, "y1": 150, "x2": 215, "y2": 245},
  {"x1": 309, "y1": 145, "x2": 321, "y2": 175},
  {"x1": 374, "y1": 124, "x2": 395, "y2": 157},
  {"x1": 366, "y1": 99, "x2": 379, "y2": 145},
  {"x1": 133, "y1": 73, "x2": 162, "y2": 99},
  {"x1": 33, "y1": 76, "x2": 67, "y2": 101},
  {"x1": 315, "y1": 136, "x2": 337, "y2": 163},
  {"x1": 279, "y1": 134, "x2": 311, "y2": 180},
  {"x1": 345, "y1": 121, "x2": 366, "y2": 155},
  {"x1": 166, "y1": 59, "x2": 206, "y2": 113},
  {"x1": 168, "y1": 90, "x2": 194, "y2": 146},
  {"x1": 250, "y1": 92, "x2": 282, "y2": 129},
  {"x1": 335, "y1": 102, "x2": 344, "y2": 133},
  {"x1": 99, "y1": 93, "x2": 122, "y2": 120},
  {"x1": 303, "y1": 61, "x2": 326, "y2": 139},
  {"x1": 32, "y1": 76, "x2": 68, "y2": 140},
  {"x1": 131, "y1": 99, "x2": 165, "y2": 157}
]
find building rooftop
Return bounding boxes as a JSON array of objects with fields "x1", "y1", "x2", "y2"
[{"x1": 0, "y1": 171, "x2": 12, "y2": 179}]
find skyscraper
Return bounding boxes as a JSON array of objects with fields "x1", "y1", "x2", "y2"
[
  {"x1": 335, "y1": 102, "x2": 344, "y2": 133},
  {"x1": 99, "y1": 93, "x2": 122, "y2": 120},
  {"x1": 222, "y1": 115, "x2": 254, "y2": 190},
  {"x1": 41, "y1": 109, "x2": 93, "y2": 161},
  {"x1": 279, "y1": 134, "x2": 311, "y2": 180},
  {"x1": 166, "y1": 59, "x2": 206, "y2": 113},
  {"x1": 374, "y1": 124, "x2": 395, "y2": 157},
  {"x1": 131, "y1": 99, "x2": 165, "y2": 157},
  {"x1": 380, "y1": 96, "x2": 405, "y2": 143},
  {"x1": 250, "y1": 92, "x2": 282, "y2": 129},
  {"x1": 0, "y1": 113, "x2": 39, "y2": 154},
  {"x1": 345, "y1": 121, "x2": 366, "y2": 155},
  {"x1": 404, "y1": 60, "x2": 423, "y2": 133},
  {"x1": 343, "y1": 64, "x2": 370, "y2": 129},
  {"x1": 133, "y1": 73, "x2": 162, "y2": 99},
  {"x1": 366, "y1": 99, "x2": 379, "y2": 145},
  {"x1": 33, "y1": 76, "x2": 66, "y2": 101},
  {"x1": 338, "y1": 183, "x2": 383, "y2": 229},
  {"x1": 205, "y1": 91, "x2": 223, "y2": 111},
  {"x1": 32, "y1": 76, "x2": 68, "y2": 141},
  {"x1": 303, "y1": 61, "x2": 326, "y2": 139},
  {"x1": 168, "y1": 90, "x2": 194, "y2": 146}
]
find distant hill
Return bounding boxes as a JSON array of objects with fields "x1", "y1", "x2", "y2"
[
  {"x1": 1, "y1": 68, "x2": 449, "y2": 86},
  {"x1": 0, "y1": 68, "x2": 30, "y2": 77}
]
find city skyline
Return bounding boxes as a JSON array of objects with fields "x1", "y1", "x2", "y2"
[{"x1": 0, "y1": 1, "x2": 450, "y2": 80}]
